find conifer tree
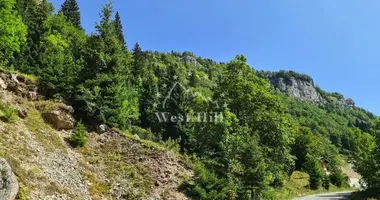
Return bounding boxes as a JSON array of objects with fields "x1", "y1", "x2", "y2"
[
  {"x1": 16, "y1": 0, "x2": 53, "y2": 73},
  {"x1": 15, "y1": 0, "x2": 26, "y2": 16},
  {"x1": 39, "y1": 12, "x2": 86, "y2": 98},
  {"x1": 132, "y1": 42, "x2": 143, "y2": 78},
  {"x1": 59, "y1": 0, "x2": 81, "y2": 29},
  {"x1": 79, "y1": 2, "x2": 138, "y2": 128},
  {"x1": 113, "y1": 11, "x2": 126, "y2": 49}
]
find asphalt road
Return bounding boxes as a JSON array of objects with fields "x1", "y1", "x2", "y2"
[{"x1": 293, "y1": 191, "x2": 354, "y2": 200}]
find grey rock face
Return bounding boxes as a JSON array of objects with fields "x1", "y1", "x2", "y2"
[
  {"x1": 270, "y1": 77, "x2": 324, "y2": 104},
  {"x1": 0, "y1": 70, "x2": 39, "y2": 99},
  {"x1": 0, "y1": 158, "x2": 19, "y2": 200}
]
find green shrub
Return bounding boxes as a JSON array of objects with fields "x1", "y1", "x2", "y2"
[
  {"x1": 130, "y1": 126, "x2": 161, "y2": 142},
  {"x1": 162, "y1": 137, "x2": 180, "y2": 153},
  {"x1": 70, "y1": 122, "x2": 88, "y2": 147},
  {"x1": 181, "y1": 162, "x2": 237, "y2": 200},
  {"x1": 322, "y1": 175, "x2": 330, "y2": 190},
  {"x1": 0, "y1": 104, "x2": 18, "y2": 123},
  {"x1": 302, "y1": 155, "x2": 325, "y2": 190},
  {"x1": 329, "y1": 170, "x2": 349, "y2": 188}
]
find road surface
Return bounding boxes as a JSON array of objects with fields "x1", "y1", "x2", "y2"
[{"x1": 293, "y1": 191, "x2": 354, "y2": 200}]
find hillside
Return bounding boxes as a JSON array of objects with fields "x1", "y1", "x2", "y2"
[
  {"x1": 2, "y1": 0, "x2": 380, "y2": 199},
  {"x1": 0, "y1": 70, "x2": 191, "y2": 199}
]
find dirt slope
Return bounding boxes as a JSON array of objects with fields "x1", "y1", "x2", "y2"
[{"x1": 0, "y1": 71, "x2": 192, "y2": 200}]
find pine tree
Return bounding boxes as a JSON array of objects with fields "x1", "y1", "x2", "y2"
[
  {"x1": 15, "y1": 0, "x2": 26, "y2": 16},
  {"x1": 38, "y1": 12, "x2": 86, "y2": 98},
  {"x1": 16, "y1": 0, "x2": 53, "y2": 73},
  {"x1": 79, "y1": 2, "x2": 139, "y2": 128},
  {"x1": 113, "y1": 11, "x2": 126, "y2": 49},
  {"x1": 59, "y1": 0, "x2": 81, "y2": 29},
  {"x1": 132, "y1": 42, "x2": 143, "y2": 77}
]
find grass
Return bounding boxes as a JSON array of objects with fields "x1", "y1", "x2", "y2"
[
  {"x1": 23, "y1": 108, "x2": 66, "y2": 151},
  {"x1": 0, "y1": 66, "x2": 39, "y2": 84},
  {"x1": 34, "y1": 100, "x2": 62, "y2": 112},
  {"x1": 82, "y1": 169, "x2": 111, "y2": 199},
  {"x1": 0, "y1": 101, "x2": 18, "y2": 123},
  {"x1": 18, "y1": 186, "x2": 30, "y2": 200},
  {"x1": 275, "y1": 171, "x2": 354, "y2": 200}
]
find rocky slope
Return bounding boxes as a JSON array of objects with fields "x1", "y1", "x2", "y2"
[
  {"x1": 0, "y1": 70, "x2": 192, "y2": 200},
  {"x1": 260, "y1": 70, "x2": 356, "y2": 107},
  {"x1": 268, "y1": 76, "x2": 324, "y2": 104}
]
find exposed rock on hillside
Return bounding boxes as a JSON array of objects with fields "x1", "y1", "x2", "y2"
[
  {"x1": 269, "y1": 76, "x2": 324, "y2": 104},
  {"x1": 260, "y1": 70, "x2": 356, "y2": 107},
  {"x1": 39, "y1": 104, "x2": 76, "y2": 130},
  {"x1": 0, "y1": 158, "x2": 19, "y2": 200},
  {"x1": 0, "y1": 75, "x2": 191, "y2": 199},
  {"x1": 82, "y1": 129, "x2": 192, "y2": 199},
  {"x1": 0, "y1": 69, "x2": 39, "y2": 100}
]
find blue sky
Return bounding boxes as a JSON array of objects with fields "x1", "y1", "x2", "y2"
[{"x1": 51, "y1": 0, "x2": 380, "y2": 115}]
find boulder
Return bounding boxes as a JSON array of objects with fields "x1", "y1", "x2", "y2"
[
  {"x1": 41, "y1": 105, "x2": 76, "y2": 130},
  {"x1": 27, "y1": 91, "x2": 37, "y2": 100},
  {"x1": 0, "y1": 78, "x2": 7, "y2": 89},
  {"x1": 17, "y1": 108, "x2": 28, "y2": 119},
  {"x1": 97, "y1": 124, "x2": 109, "y2": 134},
  {"x1": 0, "y1": 158, "x2": 19, "y2": 200}
]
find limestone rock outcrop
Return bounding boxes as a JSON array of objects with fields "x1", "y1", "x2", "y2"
[
  {"x1": 269, "y1": 77, "x2": 324, "y2": 104},
  {"x1": 0, "y1": 158, "x2": 19, "y2": 200},
  {"x1": 0, "y1": 69, "x2": 39, "y2": 100},
  {"x1": 40, "y1": 104, "x2": 76, "y2": 130}
]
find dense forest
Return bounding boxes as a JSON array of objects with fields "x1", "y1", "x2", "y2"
[{"x1": 1, "y1": 0, "x2": 380, "y2": 199}]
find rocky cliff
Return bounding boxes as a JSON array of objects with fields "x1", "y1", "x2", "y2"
[
  {"x1": 269, "y1": 76, "x2": 324, "y2": 104},
  {"x1": 260, "y1": 70, "x2": 355, "y2": 107}
]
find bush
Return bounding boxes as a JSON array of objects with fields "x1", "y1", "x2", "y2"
[
  {"x1": 302, "y1": 155, "x2": 325, "y2": 190},
  {"x1": 162, "y1": 137, "x2": 181, "y2": 153},
  {"x1": 181, "y1": 162, "x2": 237, "y2": 200},
  {"x1": 70, "y1": 122, "x2": 88, "y2": 147},
  {"x1": 329, "y1": 170, "x2": 349, "y2": 188},
  {"x1": 0, "y1": 104, "x2": 18, "y2": 123},
  {"x1": 130, "y1": 126, "x2": 161, "y2": 142},
  {"x1": 322, "y1": 175, "x2": 330, "y2": 190}
]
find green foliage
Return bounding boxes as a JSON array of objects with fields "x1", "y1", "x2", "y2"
[
  {"x1": 70, "y1": 122, "x2": 87, "y2": 147},
  {"x1": 353, "y1": 119, "x2": 380, "y2": 190},
  {"x1": 162, "y1": 138, "x2": 181, "y2": 153},
  {"x1": 302, "y1": 154, "x2": 325, "y2": 190},
  {"x1": 329, "y1": 170, "x2": 349, "y2": 188},
  {"x1": 130, "y1": 126, "x2": 161, "y2": 142},
  {"x1": 0, "y1": 104, "x2": 18, "y2": 123},
  {"x1": 0, "y1": 0, "x2": 27, "y2": 65},
  {"x1": 38, "y1": 12, "x2": 86, "y2": 97},
  {"x1": 78, "y1": 2, "x2": 139, "y2": 128},
  {"x1": 322, "y1": 175, "x2": 330, "y2": 190},
  {"x1": 59, "y1": 0, "x2": 81, "y2": 29},
  {"x1": 16, "y1": 0, "x2": 54, "y2": 74},
  {"x1": 113, "y1": 12, "x2": 126, "y2": 49},
  {"x1": 258, "y1": 70, "x2": 314, "y2": 84},
  {"x1": 181, "y1": 161, "x2": 237, "y2": 200},
  {"x1": 292, "y1": 127, "x2": 340, "y2": 172}
]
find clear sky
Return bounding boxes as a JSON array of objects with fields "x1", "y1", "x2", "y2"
[{"x1": 51, "y1": 0, "x2": 380, "y2": 115}]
